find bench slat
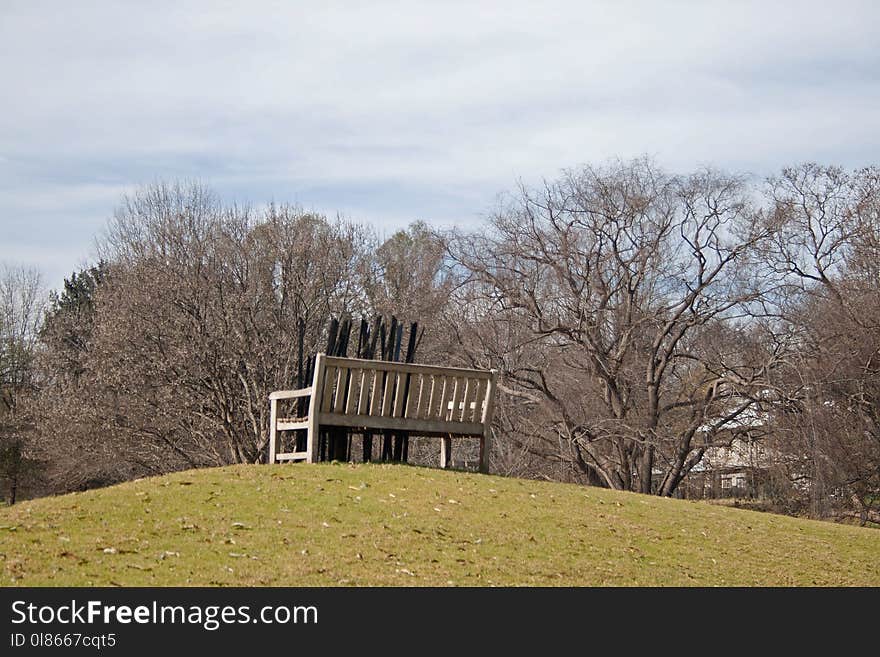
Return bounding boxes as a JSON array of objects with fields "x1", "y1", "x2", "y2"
[
  {"x1": 435, "y1": 376, "x2": 449, "y2": 420},
  {"x1": 449, "y1": 377, "x2": 462, "y2": 421},
  {"x1": 276, "y1": 451, "x2": 309, "y2": 461},
  {"x1": 357, "y1": 369, "x2": 370, "y2": 415},
  {"x1": 317, "y1": 412, "x2": 484, "y2": 437},
  {"x1": 333, "y1": 366, "x2": 347, "y2": 412},
  {"x1": 321, "y1": 366, "x2": 337, "y2": 413},
  {"x1": 323, "y1": 356, "x2": 493, "y2": 379},
  {"x1": 425, "y1": 375, "x2": 437, "y2": 420},
  {"x1": 381, "y1": 370, "x2": 395, "y2": 417},
  {"x1": 345, "y1": 368, "x2": 360, "y2": 415},
  {"x1": 393, "y1": 371, "x2": 407, "y2": 418},
  {"x1": 370, "y1": 370, "x2": 383, "y2": 416},
  {"x1": 458, "y1": 378, "x2": 471, "y2": 422},
  {"x1": 470, "y1": 378, "x2": 485, "y2": 423},
  {"x1": 407, "y1": 373, "x2": 424, "y2": 419}
]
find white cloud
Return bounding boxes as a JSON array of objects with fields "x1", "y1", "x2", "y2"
[{"x1": 1, "y1": 0, "x2": 878, "y2": 288}]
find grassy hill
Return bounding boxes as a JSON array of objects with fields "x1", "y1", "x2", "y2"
[{"x1": 1, "y1": 463, "x2": 878, "y2": 586}]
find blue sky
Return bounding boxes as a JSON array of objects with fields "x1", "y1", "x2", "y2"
[{"x1": 1, "y1": 0, "x2": 878, "y2": 290}]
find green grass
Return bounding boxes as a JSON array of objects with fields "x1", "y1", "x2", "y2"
[{"x1": 1, "y1": 463, "x2": 878, "y2": 586}]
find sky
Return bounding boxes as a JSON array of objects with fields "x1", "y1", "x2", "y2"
[{"x1": 1, "y1": 0, "x2": 879, "y2": 290}]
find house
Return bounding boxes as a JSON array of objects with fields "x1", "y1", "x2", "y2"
[{"x1": 681, "y1": 397, "x2": 779, "y2": 499}]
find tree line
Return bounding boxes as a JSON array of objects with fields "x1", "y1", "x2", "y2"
[{"x1": 2, "y1": 160, "x2": 878, "y2": 525}]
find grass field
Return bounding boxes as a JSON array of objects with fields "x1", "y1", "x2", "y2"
[{"x1": 1, "y1": 463, "x2": 878, "y2": 586}]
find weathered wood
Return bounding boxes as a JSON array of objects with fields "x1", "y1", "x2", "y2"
[
  {"x1": 321, "y1": 365, "x2": 336, "y2": 413},
  {"x1": 424, "y1": 375, "x2": 437, "y2": 419},
  {"x1": 479, "y1": 369, "x2": 498, "y2": 474},
  {"x1": 269, "y1": 387, "x2": 314, "y2": 400},
  {"x1": 357, "y1": 369, "x2": 370, "y2": 414},
  {"x1": 268, "y1": 398, "x2": 278, "y2": 464},
  {"x1": 448, "y1": 377, "x2": 462, "y2": 421},
  {"x1": 323, "y1": 356, "x2": 494, "y2": 380},
  {"x1": 316, "y1": 412, "x2": 484, "y2": 437},
  {"x1": 307, "y1": 354, "x2": 326, "y2": 464},
  {"x1": 470, "y1": 379, "x2": 486, "y2": 423},
  {"x1": 403, "y1": 372, "x2": 417, "y2": 418},
  {"x1": 369, "y1": 369, "x2": 383, "y2": 416},
  {"x1": 345, "y1": 368, "x2": 360, "y2": 415},
  {"x1": 380, "y1": 371, "x2": 395, "y2": 416},
  {"x1": 276, "y1": 419, "x2": 310, "y2": 431},
  {"x1": 276, "y1": 451, "x2": 309, "y2": 462},
  {"x1": 411, "y1": 374, "x2": 426, "y2": 419},
  {"x1": 269, "y1": 354, "x2": 496, "y2": 469},
  {"x1": 333, "y1": 366, "x2": 346, "y2": 412},
  {"x1": 458, "y1": 378, "x2": 471, "y2": 423},
  {"x1": 436, "y1": 376, "x2": 450, "y2": 420},
  {"x1": 392, "y1": 372, "x2": 407, "y2": 418}
]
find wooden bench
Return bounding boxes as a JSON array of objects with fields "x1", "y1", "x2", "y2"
[{"x1": 268, "y1": 354, "x2": 498, "y2": 472}]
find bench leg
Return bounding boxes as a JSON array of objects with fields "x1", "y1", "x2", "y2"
[
  {"x1": 306, "y1": 353, "x2": 324, "y2": 465},
  {"x1": 268, "y1": 398, "x2": 278, "y2": 464},
  {"x1": 479, "y1": 430, "x2": 490, "y2": 474},
  {"x1": 306, "y1": 422, "x2": 320, "y2": 464},
  {"x1": 440, "y1": 435, "x2": 452, "y2": 469}
]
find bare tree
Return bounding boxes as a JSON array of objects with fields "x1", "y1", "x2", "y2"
[
  {"x1": 450, "y1": 159, "x2": 779, "y2": 495},
  {"x1": 763, "y1": 163, "x2": 880, "y2": 522},
  {"x1": 21, "y1": 164, "x2": 880, "y2": 523},
  {"x1": 362, "y1": 222, "x2": 454, "y2": 362},
  {"x1": 40, "y1": 182, "x2": 372, "y2": 477},
  {"x1": 0, "y1": 264, "x2": 46, "y2": 503}
]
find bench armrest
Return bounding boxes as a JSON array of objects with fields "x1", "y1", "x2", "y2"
[{"x1": 269, "y1": 387, "x2": 314, "y2": 401}]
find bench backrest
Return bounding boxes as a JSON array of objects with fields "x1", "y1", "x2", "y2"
[{"x1": 312, "y1": 354, "x2": 497, "y2": 436}]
